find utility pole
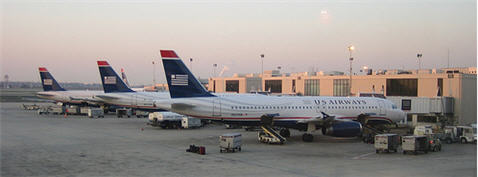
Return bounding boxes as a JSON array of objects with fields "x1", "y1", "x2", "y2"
[
  {"x1": 348, "y1": 45, "x2": 355, "y2": 96},
  {"x1": 152, "y1": 60, "x2": 156, "y2": 90},
  {"x1": 260, "y1": 54, "x2": 264, "y2": 91}
]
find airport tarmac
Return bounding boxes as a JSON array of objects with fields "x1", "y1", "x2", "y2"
[{"x1": 1, "y1": 102, "x2": 476, "y2": 177}]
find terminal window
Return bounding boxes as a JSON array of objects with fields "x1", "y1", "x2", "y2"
[
  {"x1": 333, "y1": 79, "x2": 349, "y2": 96},
  {"x1": 386, "y1": 79, "x2": 417, "y2": 96},
  {"x1": 265, "y1": 80, "x2": 282, "y2": 93},
  {"x1": 225, "y1": 80, "x2": 239, "y2": 93},
  {"x1": 305, "y1": 79, "x2": 320, "y2": 96}
]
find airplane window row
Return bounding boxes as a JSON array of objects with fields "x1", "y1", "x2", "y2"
[
  {"x1": 231, "y1": 106, "x2": 315, "y2": 110},
  {"x1": 327, "y1": 106, "x2": 378, "y2": 109},
  {"x1": 230, "y1": 105, "x2": 379, "y2": 110}
]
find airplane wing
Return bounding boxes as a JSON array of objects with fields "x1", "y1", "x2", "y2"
[
  {"x1": 298, "y1": 112, "x2": 351, "y2": 126},
  {"x1": 171, "y1": 103, "x2": 195, "y2": 110},
  {"x1": 95, "y1": 95, "x2": 121, "y2": 100},
  {"x1": 36, "y1": 93, "x2": 55, "y2": 97}
]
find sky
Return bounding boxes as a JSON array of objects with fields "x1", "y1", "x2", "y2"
[{"x1": 1, "y1": 0, "x2": 476, "y2": 85}]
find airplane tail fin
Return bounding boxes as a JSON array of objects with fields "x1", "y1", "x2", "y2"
[
  {"x1": 38, "y1": 67, "x2": 66, "y2": 91},
  {"x1": 97, "y1": 61, "x2": 134, "y2": 93},
  {"x1": 159, "y1": 50, "x2": 215, "y2": 98}
]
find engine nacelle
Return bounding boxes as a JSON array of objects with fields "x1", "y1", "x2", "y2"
[{"x1": 322, "y1": 121, "x2": 362, "y2": 137}]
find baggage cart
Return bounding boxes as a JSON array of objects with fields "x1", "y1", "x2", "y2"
[
  {"x1": 374, "y1": 134, "x2": 400, "y2": 153},
  {"x1": 88, "y1": 108, "x2": 105, "y2": 118},
  {"x1": 402, "y1": 135, "x2": 429, "y2": 155},
  {"x1": 181, "y1": 117, "x2": 202, "y2": 128},
  {"x1": 116, "y1": 108, "x2": 132, "y2": 118},
  {"x1": 219, "y1": 133, "x2": 242, "y2": 153}
]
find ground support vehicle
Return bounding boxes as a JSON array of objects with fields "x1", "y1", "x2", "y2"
[
  {"x1": 457, "y1": 126, "x2": 477, "y2": 144},
  {"x1": 88, "y1": 108, "x2": 104, "y2": 118},
  {"x1": 148, "y1": 112, "x2": 182, "y2": 129},
  {"x1": 134, "y1": 110, "x2": 149, "y2": 118},
  {"x1": 116, "y1": 108, "x2": 132, "y2": 118},
  {"x1": 37, "y1": 106, "x2": 52, "y2": 115},
  {"x1": 181, "y1": 117, "x2": 202, "y2": 129},
  {"x1": 219, "y1": 133, "x2": 242, "y2": 153},
  {"x1": 374, "y1": 134, "x2": 400, "y2": 153},
  {"x1": 402, "y1": 135, "x2": 429, "y2": 155},
  {"x1": 427, "y1": 134, "x2": 442, "y2": 152}
]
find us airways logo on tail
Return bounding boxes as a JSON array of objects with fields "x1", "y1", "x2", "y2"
[
  {"x1": 104, "y1": 76, "x2": 116, "y2": 84},
  {"x1": 171, "y1": 74, "x2": 188, "y2": 86},
  {"x1": 43, "y1": 79, "x2": 53, "y2": 85}
]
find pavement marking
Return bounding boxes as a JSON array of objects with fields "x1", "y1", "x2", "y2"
[{"x1": 352, "y1": 152, "x2": 375, "y2": 160}]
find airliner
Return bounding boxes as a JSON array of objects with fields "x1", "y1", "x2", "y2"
[
  {"x1": 36, "y1": 67, "x2": 103, "y2": 106},
  {"x1": 95, "y1": 61, "x2": 268, "y2": 112},
  {"x1": 157, "y1": 50, "x2": 406, "y2": 142},
  {"x1": 95, "y1": 61, "x2": 169, "y2": 111}
]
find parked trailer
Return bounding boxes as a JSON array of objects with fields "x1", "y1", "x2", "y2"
[
  {"x1": 88, "y1": 108, "x2": 104, "y2": 118},
  {"x1": 402, "y1": 135, "x2": 429, "y2": 155},
  {"x1": 374, "y1": 134, "x2": 400, "y2": 153},
  {"x1": 181, "y1": 117, "x2": 202, "y2": 129},
  {"x1": 219, "y1": 133, "x2": 242, "y2": 153}
]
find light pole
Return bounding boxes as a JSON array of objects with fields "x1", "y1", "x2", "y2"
[
  {"x1": 213, "y1": 63, "x2": 217, "y2": 77},
  {"x1": 189, "y1": 58, "x2": 193, "y2": 73},
  {"x1": 416, "y1": 53, "x2": 422, "y2": 72},
  {"x1": 260, "y1": 54, "x2": 264, "y2": 91},
  {"x1": 152, "y1": 60, "x2": 156, "y2": 90},
  {"x1": 348, "y1": 45, "x2": 355, "y2": 96}
]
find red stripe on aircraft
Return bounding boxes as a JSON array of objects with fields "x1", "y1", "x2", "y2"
[
  {"x1": 39, "y1": 67, "x2": 48, "y2": 72},
  {"x1": 160, "y1": 50, "x2": 179, "y2": 58},
  {"x1": 97, "y1": 61, "x2": 109, "y2": 66}
]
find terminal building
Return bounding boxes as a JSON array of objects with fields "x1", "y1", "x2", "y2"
[{"x1": 208, "y1": 67, "x2": 477, "y2": 127}]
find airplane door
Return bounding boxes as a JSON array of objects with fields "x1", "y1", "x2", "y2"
[
  {"x1": 212, "y1": 98, "x2": 221, "y2": 116},
  {"x1": 378, "y1": 100, "x2": 385, "y2": 115}
]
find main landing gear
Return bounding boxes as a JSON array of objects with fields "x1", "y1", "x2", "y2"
[{"x1": 280, "y1": 128, "x2": 291, "y2": 138}]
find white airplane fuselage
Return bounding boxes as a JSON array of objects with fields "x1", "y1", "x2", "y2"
[
  {"x1": 37, "y1": 90, "x2": 103, "y2": 105},
  {"x1": 161, "y1": 95, "x2": 405, "y2": 126},
  {"x1": 96, "y1": 92, "x2": 170, "y2": 110}
]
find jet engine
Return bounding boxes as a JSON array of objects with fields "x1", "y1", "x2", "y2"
[{"x1": 322, "y1": 121, "x2": 362, "y2": 137}]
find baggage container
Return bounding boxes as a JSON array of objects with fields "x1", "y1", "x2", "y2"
[
  {"x1": 181, "y1": 117, "x2": 201, "y2": 128},
  {"x1": 374, "y1": 134, "x2": 400, "y2": 153},
  {"x1": 220, "y1": 133, "x2": 242, "y2": 153},
  {"x1": 88, "y1": 108, "x2": 104, "y2": 118},
  {"x1": 402, "y1": 135, "x2": 429, "y2": 155}
]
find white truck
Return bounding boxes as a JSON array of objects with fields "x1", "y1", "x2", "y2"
[
  {"x1": 441, "y1": 125, "x2": 477, "y2": 144},
  {"x1": 219, "y1": 133, "x2": 242, "y2": 153},
  {"x1": 456, "y1": 126, "x2": 477, "y2": 144},
  {"x1": 414, "y1": 125, "x2": 433, "y2": 136},
  {"x1": 148, "y1": 112, "x2": 183, "y2": 129}
]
